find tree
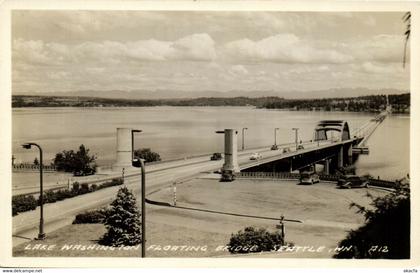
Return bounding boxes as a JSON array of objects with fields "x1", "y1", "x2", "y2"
[
  {"x1": 334, "y1": 181, "x2": 410, "y2": 259},
  {"x1": 53, "y1": 144, "x2": 96, "y2": 175},
  {"x1": 134, "y1": 148, "x2": 161, "y2": 163},
  {"x1": 403, "y1": 12, "x2": 411, "y2": 68},
  {"x1": 100, "y1": 186, "x2": 142, "y2": 246}
]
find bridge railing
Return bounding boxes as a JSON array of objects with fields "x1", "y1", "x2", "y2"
[
  {"x1": 368, "y1": 178, "x2": 398, "y2": 188},
  {"x1": 12, "y1": 163, "x2": 57, "y2": 173},
  {"x1": 236, "y1": 172, "x2": 398, "y2": 189},
  {"x1": 237, "y1": 172, "x2": 300, "y2": 180}
]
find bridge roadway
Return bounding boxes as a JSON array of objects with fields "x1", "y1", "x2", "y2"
[{"x1": 12, "y1": 138, "x2": 345, "y2": 246}]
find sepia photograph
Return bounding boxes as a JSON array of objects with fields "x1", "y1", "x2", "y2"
[{"x1": 1, "y1": 1, "x2": 418, "y2": 269}]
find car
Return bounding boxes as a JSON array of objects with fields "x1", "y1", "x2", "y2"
[
  {"x1": 271, "y1": 144, "x2": 279, "y2": 150},
  {"x1": 299, "y1": 171, "x2": 320, "y2": 185},
  {"x1": 220, "y1": 170, "x2": 236, "y2": 182},
  {"x1": 249, "y1": 152, "x2": 263, "y2": 160},
  {"x1": 297, "y1": 144, "x2": 304, "y2": 150},
  {"x1": 282, "y1": 147, "x2": 291, "y2": 153},
  {"x1": 337, "y1": 175, "x2": 369, "y2": 189},
  {"x1": 210, "y1": 152, "x2": 223, "y2": 161},
  {"x1": 73, "y1": 169, "x2": 94, "y2": 177}
]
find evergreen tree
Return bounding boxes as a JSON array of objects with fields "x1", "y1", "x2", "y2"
[
  {"x1": 100, "y1": 186, "x2": 142, "y2": 246},
  {"x1": 334, "y1": 181, "x2": 410, "y2": 259}
]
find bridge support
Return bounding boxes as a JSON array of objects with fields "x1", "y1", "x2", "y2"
[
  {"x1": 113, "y1": 128, "x2": 134, "y2": 172},
  {"x1": 337, "y1": 146, "x2": 344, "y2": 168},
  {"x1": 222, "y1": 129, "x2": 240, "y2": 173},
  {"x1": 347, "y1": 145, "x2": 353, "y2": 165},
  {"x1": 323, "y1": 159, "x2": 330, "y2": 175}
]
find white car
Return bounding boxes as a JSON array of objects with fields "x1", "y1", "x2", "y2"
[{"x1": 249, "y1": 152, "x2": 262, "y2": 160}]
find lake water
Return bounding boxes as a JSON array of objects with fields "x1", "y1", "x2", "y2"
[{"x1": 12, "y1": 107, "x2": 410, "y2": 180}]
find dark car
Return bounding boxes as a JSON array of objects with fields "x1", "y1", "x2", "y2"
[
  {"x1": 297, "y1": 144, "x2": 304, "y2": 150},
  {"x1": 210, "y1": 152, "x2": 223, "y2": 161},
  {"x1": 73, "y1": 169, "x2": 94, "y2": 177},
  {"x1": 282, "y1": 147, "x2": 291, "y2": 153},
  {"x1": 299, "y1": 171, "x2": 320, "y2": 185},
  {"x1": 271, "y1": 144, "x2": 279, "y2": 150},
  {"x1": 337, "y1": 175, "x2": 369, "y2": 189}
]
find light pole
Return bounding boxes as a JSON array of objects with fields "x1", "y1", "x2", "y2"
[
  {"x1": 132, "y1": 157, "x2": 146, "y2": 258},
  {"x1": 131, "y1": 128, "x2": 145, "y2": 258},
  {"x1": 292, "y1": 128, "x2": 299, "y2": 150},
  {"x1": 22, "y1": 142, "x2": 45, "y2": 240},
  {"x1": 242, "y1": 127, "x2": 248, "y2": 150},
  {"x1": 274, "y1": 128, "x2": 279, "y2": 146},
  {"x1": 131, "y1": 129, "x2": 142, "y2": 160}
]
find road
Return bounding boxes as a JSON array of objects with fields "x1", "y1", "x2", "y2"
[{"x1": 12, "y1": 139, "x2": 336, "y2": 246}]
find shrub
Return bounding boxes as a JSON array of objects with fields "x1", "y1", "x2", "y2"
[
  {"x1": 334, "y1": 182, "x2": 410, "y2": 259},
  {"x1": 79, "y1": 183, "x2": 91, "y2": 195},
  {"x1": 90, "y1": 183, "x2": 98, "y2": 191},
  {"x1": 12, "y1": 194, "x2": 38, "y2": 216},
  {"x1": 42, "y1": 190, "x2": 58, "y2": 204},
  {"x1": 134, "y1": 148, "x2": 161, "y2": 163},
  {"x1": 97, "y1": 178, "x2": 123, "y2": 190},
  {"x1": 12, "y1": 177, "x2": 124, "y2": 217},
  {"x1": 55, "y1": 189, "x2": 73, "y2": 201},
  {"x1": 71, "y1": 182, "x2": 80, "y2": 193},
  {"x1": 100, "y1": 186, "x2": 142, "y2": 246},
  {"x1": 72, "y1": 208, "x2": 107, "y2": 224},
  {"x1": 227, "y1": 226, "x2": 284, "y2": 254}
]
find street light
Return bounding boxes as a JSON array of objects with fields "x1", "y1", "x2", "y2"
[
  {"x1": 132, "y1": 157, "x2": 146, "y2": 258},
  {"x1": 22, "y1": 142, "x2": 45, "y2": 240},
  {"x1": 242, "y1": 127, "x2": 248, "y2": 150},
  {"x1": 131, "y1": 128, "x2": 145, "y2": 258},
  {"x1": 292, "y1": 128, "x2": 299, "y2": 150},
  {"x1": 131, "y1": 129, "x2": 142, "y2": 160},
  {"x1": 274, "y1": 128, "x2": 279, "y2": 146}
]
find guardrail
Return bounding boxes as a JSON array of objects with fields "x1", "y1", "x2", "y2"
[
  {"x1": 368, "y1": 178, "x2": 398, "y2": 188},
  {"x1": 12, "y1": 164, "x2": 57, "y2": 173},
  {"x1": 237, "y1": 172, "x2": 300, "y2": 180},
  {"x1": 236, "y1": 172, "x2": 398, "y2": 189}
]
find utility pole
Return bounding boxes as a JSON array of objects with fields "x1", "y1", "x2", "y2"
[
  {"x1": 292, "y1": 128, "x2": 299, "y2": 150},
  {"x1": 173, "y1": 182, "x2": 177, "y2": 206},
  {"x1": 242, "y1": 127, "x2": 248, "y2": 150},
  {"x1": 274, "y1": 128, "x2": 279, "y2": 146}
]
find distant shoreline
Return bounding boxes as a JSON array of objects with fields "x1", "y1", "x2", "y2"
[
  {"x1": 11, "y1": 105, "x2": 411, "y2": 115},
  {"x1": 11, "y1": 94, "x2": 410, "y2": 114}
]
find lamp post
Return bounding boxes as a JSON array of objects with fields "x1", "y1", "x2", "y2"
[
  {"x1": 242, "y1": 127, "x2": 248, "y2": 151},
  {"x1": 131, "y1": 129, "x2": 142, "y2": 160},
  {"x1": 132, "y1": 157, "x2": 146, "y2": 258},
  {"x1": 292, "y1": 128, "x2": 299, "y2": 150},
  {"x1": 22, "y1": 142, "x2": 45, "y2": 240},
  {"x1": 131, "y1": 128, "x2": 145, "y2": 258},
  {"x1": 274, "y1": 128, "x2": 279, "y2": 146}
]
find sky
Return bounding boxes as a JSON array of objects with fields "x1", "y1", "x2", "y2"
[{"x1": 12, "y1": 11, "x2": 410, "y2": 95}]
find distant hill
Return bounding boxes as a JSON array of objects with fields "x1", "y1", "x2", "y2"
[
  {"x1": 13, "y1": 88, "x2": 408, "y2": 100},
  {"x1": 12, "y1": 93, "x2": 410, "y2": 114}
]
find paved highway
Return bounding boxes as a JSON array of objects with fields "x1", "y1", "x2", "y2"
[{"x1": 12, "y1": 139, "x2": 336, "y2": 246}]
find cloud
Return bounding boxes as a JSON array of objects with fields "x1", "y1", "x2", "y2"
[
  {"x1": 346, "y1": 34, "x2": 405, "y2": 63},
  {"x1": 170, "y1": 33, "x2": 216, "y2": 61},
  {"x1": 13, "y1": 33, "x2": 217, "y2": 67},
  {"x1": 229, "y1": 65, "x2": 248, "y2": 75},
  {"x1": 223, "y1": 34, "x2": 353, "y2": 64},
  {"x1": 360, "y1": 62, "x2": 404, "y2": 74}
]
